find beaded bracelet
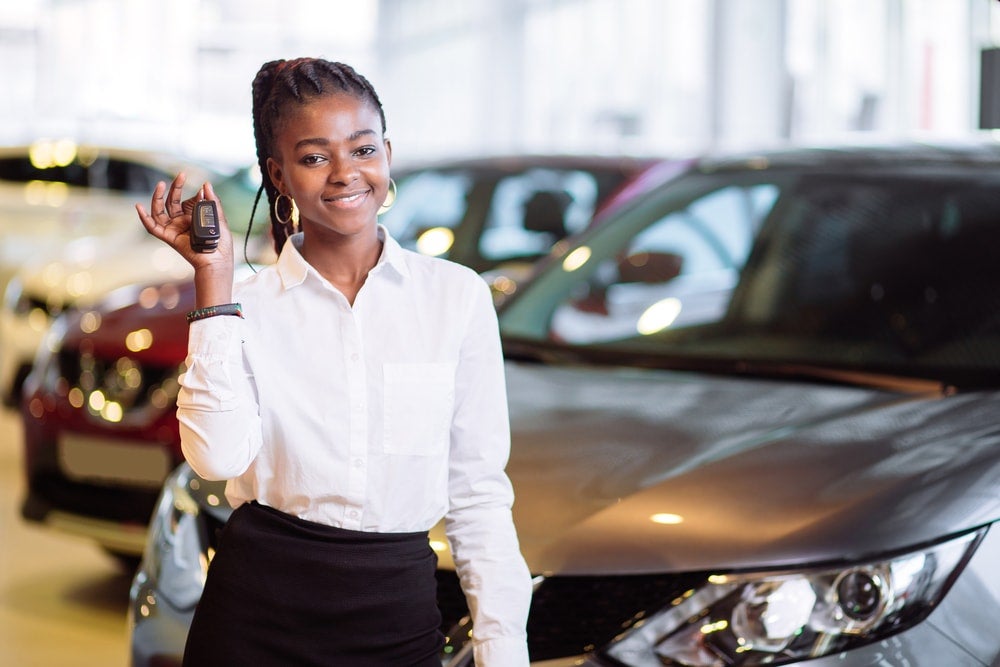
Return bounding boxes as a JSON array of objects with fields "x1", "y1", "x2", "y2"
[{"x1": 186, "y1": 303, "x2": 244, "y2": 324}]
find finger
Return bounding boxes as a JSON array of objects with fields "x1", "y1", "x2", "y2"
[
  {"x1": 181, "y1": 186, "x2": 203, "y2": 215},
  {"x1": 136, "y1": 203, "x2": 159, "y2": 235},
  {"x1": 148, "y1": 181, "x2": 169, "y2": 222},
  {"x1": 165, "y1": 172, "x2": 187, "y2": 217},
  {"x1": 203, "y1": 182, "x2": 229, "y2": 226}
]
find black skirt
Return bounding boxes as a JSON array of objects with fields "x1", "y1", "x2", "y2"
[{"x1": 182, "y1": 501, "x2": 445, "y2": 667}]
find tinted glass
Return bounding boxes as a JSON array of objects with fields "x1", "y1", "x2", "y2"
[
  {"x1": 380, "y1": 164, "x2": 634, "y2": 272},
  {"x1": 0, "y1": 154, "x2": 171, "y2": 193},
  {"x1": 501, "y1": 176, "x2": 779, "y2": 343},
  {"x1": 379, "y1": 170, "x2": 475, "y2": 255},
  {"x1": 499, "y1": 167, "x2": 1000, "y2": 384},
  {"x1": 478, "y1": 168, "x2": 603, "y2": 263}
]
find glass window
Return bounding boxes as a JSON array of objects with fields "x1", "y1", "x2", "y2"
[
  {"x1": 478, "y1": 168, "x2": 601, "y2": 263},
  {"x1": 503, "y1": 165, "x2": 1000, "y2": 383},
  {"x1": 502, "y1": 180, "x2": 779, "y2": 344},
  {"x1": 379, "y1": 170, "x2": 474, "y2": 256},
  {"x1": 0, "y1": 154, "x2": 169, "y2": 193}
]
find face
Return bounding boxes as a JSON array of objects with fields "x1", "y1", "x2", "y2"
[{"x1": 267, "y1": 92, "x2": 391, "y2": 239}]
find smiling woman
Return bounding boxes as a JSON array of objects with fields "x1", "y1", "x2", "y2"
[{"x1": 134, "y1": 57, "x2": 533, "y2": 667}]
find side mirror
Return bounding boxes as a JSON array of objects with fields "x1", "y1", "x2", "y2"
[{"x1": 617, "y1": 251, "x2": 683, "y2": 284}]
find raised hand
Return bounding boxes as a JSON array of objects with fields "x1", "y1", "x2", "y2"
[
  {"x1": 136, "y1": 172, "x2": 237, "y2": 308},
  {"x1": 135, "y1": 172, "x2": 235, "y2": 270}
]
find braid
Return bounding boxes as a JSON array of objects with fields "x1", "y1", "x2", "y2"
[{"x1": 250, "y1": 58, "x2": 387, "y2": 254}]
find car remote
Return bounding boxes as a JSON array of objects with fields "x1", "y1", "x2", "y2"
[{"x1": 191, "y1": 200, "x2": 220, "y2": 253}]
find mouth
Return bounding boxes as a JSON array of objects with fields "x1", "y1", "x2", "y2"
[{"x1": 323, "y1": 189, "x2": 371, "y2": 209}]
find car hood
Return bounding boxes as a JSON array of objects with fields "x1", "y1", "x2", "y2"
[
  {"x1": 499, "y1": 361, "x2": 1000, "y2": 575},
  {"x1": 0, "y1": 184, "x2": 141, "y2": 261}
]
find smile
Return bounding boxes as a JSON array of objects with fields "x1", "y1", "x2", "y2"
[{"x1": 324, "y1": 190, "x2": 370, "y2": 208}]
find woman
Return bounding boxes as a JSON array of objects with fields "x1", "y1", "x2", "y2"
[{"x1": 136, "y1": 58, "x2": 531, "y2": 667}]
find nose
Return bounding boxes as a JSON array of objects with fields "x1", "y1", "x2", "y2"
[{"x1": 328, "y1": 155, "x2": 358, "y2": 185}]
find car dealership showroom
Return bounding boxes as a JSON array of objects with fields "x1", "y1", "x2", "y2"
[{"x1": 2, "y1": 1, "x2": 1000, "y2": 666}]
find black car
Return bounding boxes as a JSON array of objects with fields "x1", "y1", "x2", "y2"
[{"x1": 122, "y1": 141, "x2": 1000, "y2": 666}]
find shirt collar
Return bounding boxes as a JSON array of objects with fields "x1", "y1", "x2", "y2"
[
  {"x1": 275, "y1": 224, "x2": 410, "y2": 291},
  {"x1": 375, "y1": 224, "x2": 412, "y2": 280}
]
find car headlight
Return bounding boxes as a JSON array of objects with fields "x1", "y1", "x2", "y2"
[
  {"x1": 602, "y1": 527, "x2": 985, "y2": 666},
  {"x1": 142, "y1": 466, "x2": 212, "y2": 610}
]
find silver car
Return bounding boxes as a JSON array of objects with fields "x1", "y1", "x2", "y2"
[{"x1": 129, "y1": 143, "x2": 1000, "y2": 666}]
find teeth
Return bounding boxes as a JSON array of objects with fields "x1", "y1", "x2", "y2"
[{"x1": 334, "y1": 193, "x2": 363, "y2": 202}]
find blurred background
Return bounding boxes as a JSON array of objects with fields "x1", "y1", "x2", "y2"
[
  {"x1": 3, "y1": 2, "x2": 1000, "y2": 666},
  {"x1": 2, "y1": 0, "x2": 1000, "y2": 167}
]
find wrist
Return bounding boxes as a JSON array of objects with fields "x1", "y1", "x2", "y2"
[
  {"x1": 193, "y1": 264, "x2": 234, "y2": 309},
  {"x1": 186, "y1": 303, "x2": 243, "y2": 324}
]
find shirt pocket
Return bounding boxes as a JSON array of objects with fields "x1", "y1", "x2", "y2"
[{"x1": 383, "y1": 362, "x2": 457, "y2": 456}]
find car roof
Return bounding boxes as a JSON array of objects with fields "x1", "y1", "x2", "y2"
[
  {"x1": 392, "y1": 153, "x2": 660, "y2": 176},
  {"x1": 692, "y1": 140, "x2": 1000, "y2": 173}
]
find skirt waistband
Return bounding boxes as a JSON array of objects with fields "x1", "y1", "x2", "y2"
[{"x1": 242, "y1": 500, "x2": 430, "y2": 545}]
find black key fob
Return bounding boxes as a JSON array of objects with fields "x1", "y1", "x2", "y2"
[{"x1": 191, "y1": 200, "x2": 220, "y2": 253}]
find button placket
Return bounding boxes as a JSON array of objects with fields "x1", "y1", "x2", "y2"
[{"x1": 341, "y1": 311, "x2": 368, "y2": 528}]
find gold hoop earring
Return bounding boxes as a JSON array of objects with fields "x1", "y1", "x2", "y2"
[
  {"x1": 273, "y1": 193, "x2": 300, "y2": 233},
  {"x1": 378, "y1": 179, "x2": 397, "y2": 216}
]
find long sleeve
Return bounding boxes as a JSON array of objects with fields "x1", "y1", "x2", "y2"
[
  {"x1": 444, "y1": 279, "x2": 532, "y2": 667},
  {"x1": 176, "y1": 314, "x2": 263, "y2": 481}
]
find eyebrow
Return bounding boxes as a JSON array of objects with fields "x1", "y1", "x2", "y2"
[{"x1": 294, "y1": 129, "x2": 378, "y2": 150}]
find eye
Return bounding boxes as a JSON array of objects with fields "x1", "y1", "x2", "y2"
[
  {"x1": 354, "y1": 145, "x2": 377, "y2": 158},
  {"x1": 300, "y1": 154, "x2": 327, "y2": 166}
]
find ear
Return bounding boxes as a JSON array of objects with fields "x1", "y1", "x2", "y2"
[
  {"x1": 266, "y1": 157, "x2": 285, "y2": 193},
  {"x1": 384, "y1": 138, "x2": 392, "y2": 166}
]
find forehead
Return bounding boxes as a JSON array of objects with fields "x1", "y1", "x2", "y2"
[{"x1": 274, "y1": 92, "x2": 382, "y2": 145}]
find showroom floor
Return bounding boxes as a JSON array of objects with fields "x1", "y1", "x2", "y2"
[{"x1": 0, "y1": 405, "x2": 130, "y2": 666}]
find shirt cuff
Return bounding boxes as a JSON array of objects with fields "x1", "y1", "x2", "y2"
[
  {"x1": 179, "y1": 314, "x2": 244, "y2": 412},
  {"x1": 187, "y1": 312, "x2": 243, "y2": 360},
  {"x1": 473, "y1": 635, "x2": 530, "y2": 667}
]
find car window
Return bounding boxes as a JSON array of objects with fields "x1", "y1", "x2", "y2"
[
  {"x1": 379, "y1": 170, "x2": 474, "y2": 255},
  {"x1": 501, "y1": 167, "x2": 1000, "y2": 384},
  {"x1": 0, "y1": 153, "x2": 171, "y2": 194},
  {"x1": 503, "y1": 181, "x2": 779, "y2": 344},
  {"x1": 731, "y1": 176, "x2": 1000, "y2": 359},
  {"x1": 478, "y1": 168, "x2": 601, "y2": 263},
  {"x1": 101, "y1": 157, "x2": 172, "y2": 193}
]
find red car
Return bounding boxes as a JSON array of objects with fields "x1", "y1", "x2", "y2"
[{"x1": 20, "y1": 278, "x2": 196, "y2": 564}]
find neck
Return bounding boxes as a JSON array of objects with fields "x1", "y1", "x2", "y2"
[{"x1": 299, "y1": 226, "x2": 383, "y2": 305}]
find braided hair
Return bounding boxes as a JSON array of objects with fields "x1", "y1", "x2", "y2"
[{"x1": 248, "y1": 58, "x2": 387, "y2": 254}]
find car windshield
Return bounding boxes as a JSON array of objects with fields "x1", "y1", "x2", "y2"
[
  {"x1": 0, "y1": 151, "x2": 171, "y2": 194},
  {"x1": 499, "y1": 163, "x2": 1000, "y2": 387}
]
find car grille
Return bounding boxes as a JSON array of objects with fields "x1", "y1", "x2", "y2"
[
  {"x1": 57, "y1": 348, "x2": 182, "y2": 425},
  {"x1": 23, "y1": 470, "x2": 162, "y2": 525},
  {"x1": 436, "y1": 568, "x2": 710, "y2": 662}
]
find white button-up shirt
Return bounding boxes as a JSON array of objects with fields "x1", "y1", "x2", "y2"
[{"x1": 177, "y1": 227, "x2": 531, "y2": 666}]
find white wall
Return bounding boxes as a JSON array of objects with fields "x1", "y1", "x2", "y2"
[{"x1": 1, "y1": 0, "x2": 997, "y2": 168}]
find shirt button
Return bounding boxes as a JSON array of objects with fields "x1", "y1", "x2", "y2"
[
  {"x1": 353, "y1": 458, "x2": 364, "y2": 468},
  {"x1": 348, "y1": 510, "x2": 359, "y2": 519},
  {"x1": 351, "y1": 353, "x2": 360, "y2": 362}
]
